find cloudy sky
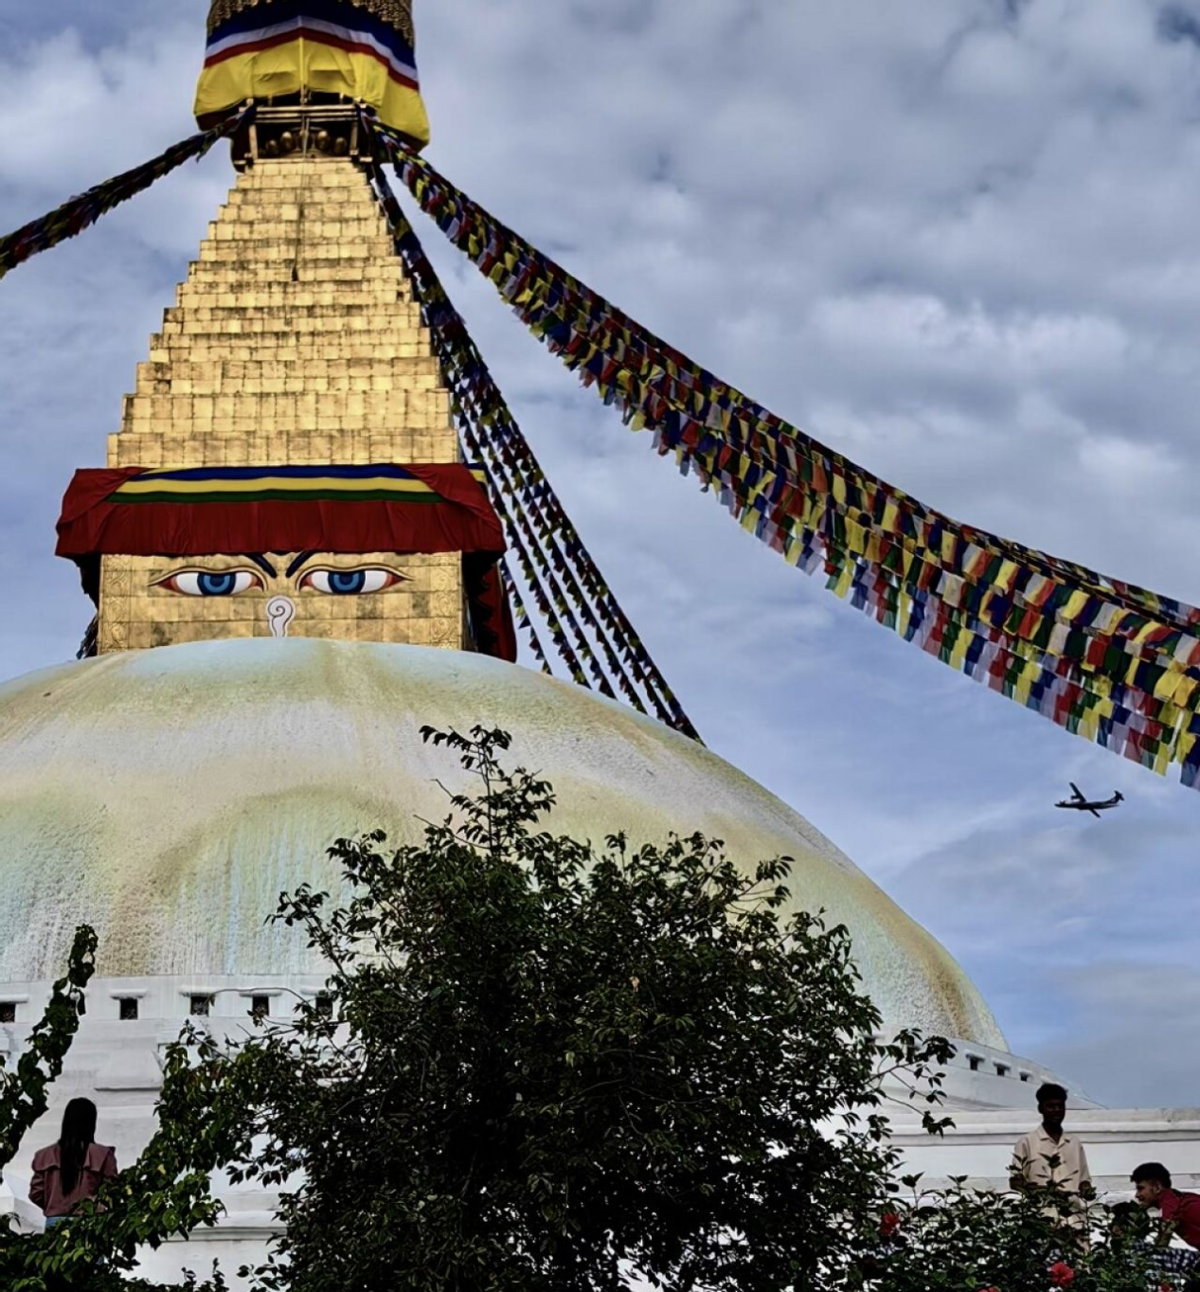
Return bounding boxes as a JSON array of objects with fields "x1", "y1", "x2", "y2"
[{"x1": 2, "y1": 0, "x2": 1199, "y2": 1109}]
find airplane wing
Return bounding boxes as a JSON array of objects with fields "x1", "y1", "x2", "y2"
[
  {"x1": 1088, "y1": 807, "x2": 1102, "y2": 818},
  {"x1": 1069, "y1": 782, "x2": 1085, "y2": 801}
]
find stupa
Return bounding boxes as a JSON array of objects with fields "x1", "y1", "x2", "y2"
[{"x1": 3, "y1": 0, "x2": 1199, "y2": 1280}]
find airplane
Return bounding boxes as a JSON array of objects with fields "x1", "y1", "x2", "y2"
[{"x1": 1054, "y1": 783, "x2": 1124, "y2": 818}]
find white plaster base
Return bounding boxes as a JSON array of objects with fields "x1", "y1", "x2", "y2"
[{"x1": 6, "y1": 994, "x2": 1183, "y2": 1287}]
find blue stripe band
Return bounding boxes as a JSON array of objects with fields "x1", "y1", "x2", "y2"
[
  {"x1": 138, "y1": 464, "x2": 485, "y2": 482},
  {"x1": 143, "y1": 465, "x2": 416, "y2": 483}
]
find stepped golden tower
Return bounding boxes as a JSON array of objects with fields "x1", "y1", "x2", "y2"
[{"x1": 95, "y1": 152, "x2": 467, "y2": 655}]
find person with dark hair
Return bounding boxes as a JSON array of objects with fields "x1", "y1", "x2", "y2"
[
  {"x1": 1132, "y1": 1162, "x2": 1200, "y2": 1250},
  {"x1": 29, "y1": 1097, "x2": 118, "y2": 1229},
  {"x1": 1009, "y1": 1082, "x2": 1094, "y2": 1222},
  {"x1": 1109, "y1": 1200, "x2": 1148, "y2": 1241}
]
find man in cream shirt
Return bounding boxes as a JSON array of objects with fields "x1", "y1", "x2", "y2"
[{"x1": 1010, "y1": 1082, "x2": 1094, "y2": 1222}]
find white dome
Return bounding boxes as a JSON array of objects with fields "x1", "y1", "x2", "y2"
[{"x1": 0, "y1": 639, "x2": 1004, "y2": 1047}]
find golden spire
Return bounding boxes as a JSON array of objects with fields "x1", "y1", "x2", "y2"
[{"x1": 95, "y1": 153, "x2": 464, "y2": 654}]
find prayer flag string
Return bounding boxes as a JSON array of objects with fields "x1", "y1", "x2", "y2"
[
  {"x1": 374, "y1": 185, "x2": 613, "y2": 699},
  {"x1": 366, "y1": 117, "x2": 1200, "y2": 786},
  {"x1": 0, "y1": 107, "x2": 253, "y2": 282},
  {"x1": 365, "y1": 139, "x2": 699, "y2": 739},
  {"x1": 499, "y1": 561, "x2": 553, "y2": 676},
  {"x1": 376, "y1": 172, "x2": 677, "y2": 723}
]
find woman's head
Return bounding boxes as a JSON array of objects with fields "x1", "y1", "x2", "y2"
[
  {"x1": 60, "y1": 1097, "x2": 97, "y2": 1146},
  {"x1": 58, "y1": 1097, "x2": 98, "y2": 1195}
]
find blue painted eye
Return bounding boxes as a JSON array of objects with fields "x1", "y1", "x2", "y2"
[
  {"x1": 157, "y1": 570, "x2": 262, "y2": 597},
  {"x1": 199, "y1": 572, "x2": 237, "y2": 596},
  {"x1": 330, "y1": 570, "x2": 367, "y2": 594},
  {"x1": 301, "y1": 568, "x2": 404, "y2": 595}
]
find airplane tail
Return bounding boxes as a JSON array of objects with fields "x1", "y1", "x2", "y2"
[{"x1": 1115, "y1": 791, "x2": 1124, "y2": 802}]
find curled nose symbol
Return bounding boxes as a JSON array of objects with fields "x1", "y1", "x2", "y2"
[{"x1": 267, "y1": 596, "x2": 296, "y2": 639}]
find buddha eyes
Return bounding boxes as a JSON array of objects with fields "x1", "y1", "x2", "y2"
[
  {"x1": 156, "y1": 570, "x2": 263, "y2": 597},
  {"x1": 299, "y1": 568, "x2": 406, "y2": 595},
  {"x1": 153, "y1": 565, "x2": 406, "y2": 596}
]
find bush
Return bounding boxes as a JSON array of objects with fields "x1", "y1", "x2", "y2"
[{"x1": 231, "y1": 725, "x2": 951, "y2": 1292}]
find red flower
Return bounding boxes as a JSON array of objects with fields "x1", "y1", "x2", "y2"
[
  {"x1": 1049, "y1": 1262, "x2": 1075, "y2": 1287},
  {"x1": 879, "y1": 1211, "x2": 900, "y2": 1238}
]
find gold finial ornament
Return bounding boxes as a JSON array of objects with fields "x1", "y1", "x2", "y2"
[
  {"x1": 206, "y1": 0, "x2": 415, "y2": 46},
  {"x1": 196, "y1": 0, "x2": 429, "y2": 146}
]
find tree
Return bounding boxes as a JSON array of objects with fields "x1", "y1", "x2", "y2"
[
  {"x1": 234, "y1": 725, "x2": 952, "y2": 1292},
  {"x1": 0, "y1": 927, "x2": 96, "y2": 1175}
]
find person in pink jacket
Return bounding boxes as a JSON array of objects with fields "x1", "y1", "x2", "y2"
[{"x1": 29, "y1": 1098, "x2": 118, "y2": 1229}]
